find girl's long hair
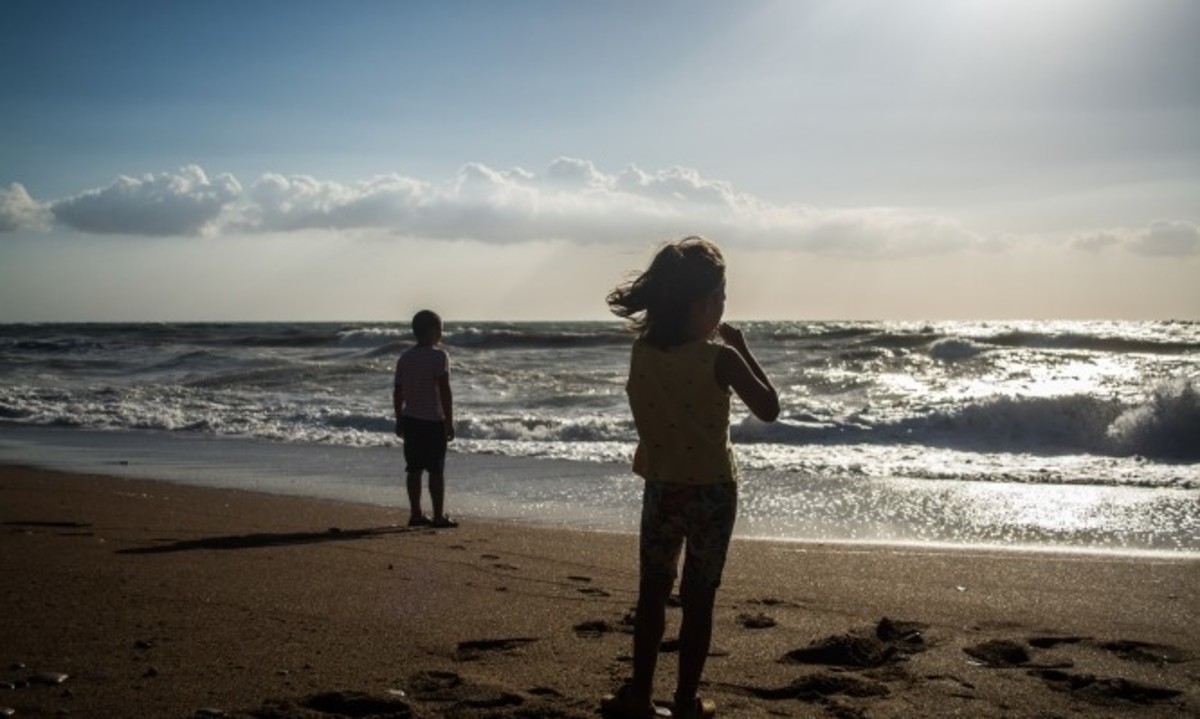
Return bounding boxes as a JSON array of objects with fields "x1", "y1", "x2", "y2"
[{"x1": 607, "y1": 236, "x2": 726, "y2": 348}]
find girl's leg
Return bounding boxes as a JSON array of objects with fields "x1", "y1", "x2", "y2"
[
  {"x1": 630, "y1": 480, "x2": 682, "y2": 710},
  {"x1": 631, "y1": 574, "x2": 673, "y2": 707},
  {"x1": 675, "y1": 578, "x2": 718, "y2": 706},
  {"x1": 674, "y1": 482, "x2": 736, "y2": 709}
]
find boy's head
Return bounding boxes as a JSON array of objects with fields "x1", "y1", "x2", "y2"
[{"x1": 411, "y1": 309, "x2": 443, "y2": 343}]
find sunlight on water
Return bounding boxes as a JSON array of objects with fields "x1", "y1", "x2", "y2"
[
  {"x1": 736, "y1": 473, "x2": 1198, "y2": 554},
  {"x1": 1, "y1": 321, "x2": 1196, "y2": 555},
  {"x1": 1014, "y1": 356, "x2": 1135, "y2": 398},
  {"x1": 959, "y1": 482, "x2": 1136, "y2": 534},
  {"x1": 1, "y1": 426, "x2": 1196, "y2": 556}
]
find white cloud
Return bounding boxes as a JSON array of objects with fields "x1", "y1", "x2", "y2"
[
  {"x1": 4, "y1": 159, "x2": 983, "y2": 254},
  {"x1": 241, "y1": 172, "x2": 427, "y2": 232},
  {"x1": 1070, "y1": 221, "x2": 1200, "y2": 257},
  {"x1": 51, "y1": 165, "x2": 242, "y2": 236},
  {"x1": 545, "y1": 157, "x2": 607, "y2": 188},
  {"x1": 0, "y1": 182, "x2": 52, "y2": 232},
  {"x1": 1071, "y1": 230, "x2": 1124, "y2": 253},
  {"x1": 616, "y1": 164, "x2": 746, "y2": 208},
  {"x1": 1129, "y1": 220, "x2": 1200, "y2": 257},
  {"x1": 786, "y1": 208, "x2": 981, "y2": 257},
  {"x1": 227, "y1": 159, "x2": 983, "y2": 256},
  {"x1": 17, "y1": 160, "x2": 1198, "y2": 262}
]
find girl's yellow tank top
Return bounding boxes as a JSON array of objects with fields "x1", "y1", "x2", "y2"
[{"x1": 626, "y1": 338, "x2": 738, "y2": 485}]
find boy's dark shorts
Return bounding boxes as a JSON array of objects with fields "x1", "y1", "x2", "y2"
[
  {"x1": 639, "y1": 480, "x2": 737, "y2": 591},
  {"x1": 402, "y1": 416, "x2": 447, "y2": 474}
]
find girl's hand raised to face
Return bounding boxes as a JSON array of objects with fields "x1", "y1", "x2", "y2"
[
  {"x1": 717, "y1": 323, "x2": 747, "y2": 349},
  {"x1": 715, "y1": 323, "x2": 780, "y2": 421}
]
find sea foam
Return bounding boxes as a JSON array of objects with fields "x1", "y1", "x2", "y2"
[{"x1": 1107, "y1": 376, "x2": 1200, "y2": 460}]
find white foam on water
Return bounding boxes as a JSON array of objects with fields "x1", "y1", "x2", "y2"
[{"x1": 2, "y1": 425, "x2": 1195, "y2": 558}]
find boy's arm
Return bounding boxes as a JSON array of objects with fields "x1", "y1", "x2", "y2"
[
  {"x1": 393, "y1": 368, "x2": 404, "y2": 437},
  {"x1": 438, "y1": 373, "x2": 454, "y2": 441}
]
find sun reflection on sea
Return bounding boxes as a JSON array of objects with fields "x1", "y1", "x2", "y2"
[{"x1": 957, "y1": 481, "x2": 1116, "y2": 535}]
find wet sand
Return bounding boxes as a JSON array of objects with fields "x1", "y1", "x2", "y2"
[{"x1": 2, "y1": 464, "x2": 1197, "y2": 718}]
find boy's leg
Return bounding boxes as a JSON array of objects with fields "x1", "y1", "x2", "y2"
[
  {"x1": 406, "y1": 470, "x2": 424, "y2": 519},
  {"x1": 401, "y1": 416, "x2": 425, "y2": 521},
  {"x1": 429, "y1": 419, "x2": 450, "y2": 521},
  {"x1": 429, "y1": 470, "x2": 445, "y2": 520}
]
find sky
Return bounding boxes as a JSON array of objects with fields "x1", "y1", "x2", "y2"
[{"x1": 2, "y1": 0, "x2": 1198, "y2": 322}]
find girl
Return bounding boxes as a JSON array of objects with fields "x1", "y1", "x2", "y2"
[{"x1": 603, "y1": 237, "x2": 779, "y2": 719}]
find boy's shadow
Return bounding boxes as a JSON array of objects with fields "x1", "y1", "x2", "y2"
[{"x1": 116, "y1": 524, "x2": 423, "y2": 555}]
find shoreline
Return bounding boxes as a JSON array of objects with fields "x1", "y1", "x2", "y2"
[
  {"x1": 3, "y1": 424, "x2": 1196, "y2": 558},
  {"x1": 3, "y1": 464, "x2": 1197, "y2": 718}
]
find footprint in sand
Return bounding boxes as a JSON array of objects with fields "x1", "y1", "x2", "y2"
[
  {"x1": 1028, "y1": 635, "x2": 1089, "y2": 649},
  {"x1": 1098, "y1": 639, "x2": 1192, "y2": 665},
  {"x1": 962, "y1": 634, "x2": 1189, "y2": 707},
  {"x1": 569, "y1": 578, "x2": 613, "y2": 596},
  {"x1": 574, "y1": 619, "x2": 634, "y2": 639},
  {"x1": 738, "y1": 612, "x2": 777, "y2": 629},
  {"x1": 783, "y1": 618, "x2": 928, "y2": 669},
  {"x1": 748, "y1": 596, "x2": 803, "y2": 608},
  {"x1": 454, "y1": 637, "x2": 537, "y2": 661},
  {"x1": 969, "y1": 635, "x2": 1191, "y2": 670},
  {"x1": 659, "y1": 638, "x2": 728, "y2": 657},
  {"x1": 407, "y1": 669, "x2": 462, "y2": 694},
  {"x1": 256, "y1": 672, "x2": 539, "y2": 715},
  {"x1": 250, "y1": 690, "x2": 415, "y2": 718},
  {"x1": 1034, "y1": 635, "x2": 1193, "y2": 664},
  {"x1": 1032, "y1": 669, "x2": 1183, "y2": 704},
  {"x1": 574, "y1": 620, "x2": 614, "y2": 639},
  {"x1": 405, "y1": 670, "x2": 532, "y2": 710},
  {"x1": 963, "y1": 639, "x2": 1033, "y2": 668},
  {"x1": 476, "y1": 553, "x2": 518, "y2": 570},
  {"x1": 299, "y1": 690, "x2": 414, "y2": 716},
  {"x1": 738, "y1": 672, "x2": 890, "y2": 702}
]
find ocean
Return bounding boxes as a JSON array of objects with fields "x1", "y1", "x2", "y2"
[{"x1": 1, "y1": 320, "x2": 1197, "y2": 556}]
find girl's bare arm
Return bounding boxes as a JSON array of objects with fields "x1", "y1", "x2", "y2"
[{"x1": 715, "y1": 323, "x2": 780, "y2": 422}]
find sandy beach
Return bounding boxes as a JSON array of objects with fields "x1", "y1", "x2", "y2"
[{"x1": 2, "y1": 465, "x2": 1197, "y2": 718}]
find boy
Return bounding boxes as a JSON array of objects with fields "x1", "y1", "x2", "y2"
[{"x1": 393, "y1": 309, "x2": 457, "y2": 528}]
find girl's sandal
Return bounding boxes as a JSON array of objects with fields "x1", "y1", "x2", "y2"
[
  {"x1": 672, "y1": 697, "x2": 716, "y2": 719},
  {"x1": 600, "y1": 685, "x2": 671, "y2": 718}
]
